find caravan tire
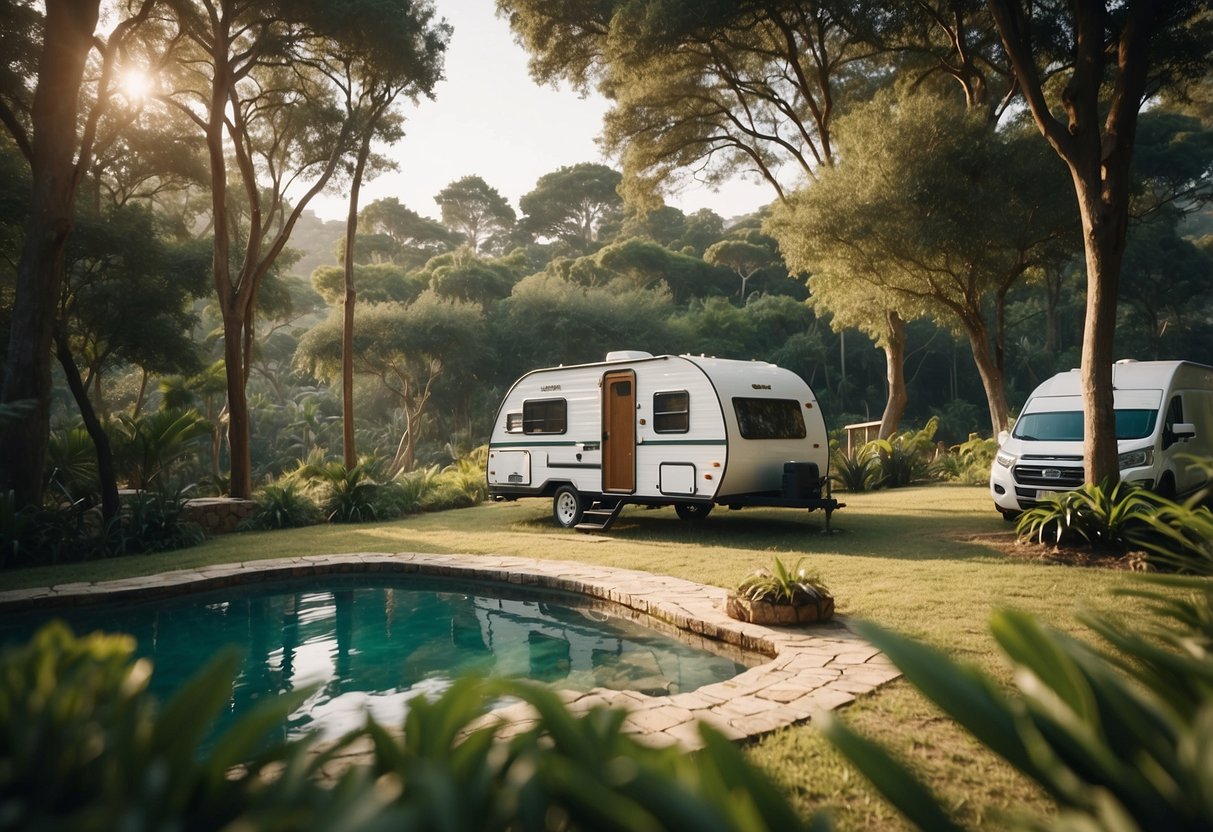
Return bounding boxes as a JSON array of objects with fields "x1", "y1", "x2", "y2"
[
  {"x1": 553, "y1": 485, "x2": 585, "y2": 528},
  {"x1": 674, "y1": 502, "x2": 713, "y2": 521}
]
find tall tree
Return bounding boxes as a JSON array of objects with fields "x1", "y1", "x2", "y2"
[
  {"x1": 358, "y1": 196, "x2": 459, "y2": 267},
  {"x1": 986, "y1": 0, "x2": 1213, "y2": 482},
  {"x1": 768, "y1": 90, "x2": 1075, "y2": 435},
  {"x1": 433, "y1": 175, "x2": 516, "y2": 254},
  {"x1": 157, "y1": 0, "x2": 447, "y2": 497},
  {"x1": 0, "y1": 0, "x2": 157, "y2": 509},
  {"x1": 519, "y1": 162, "x2": 622, "y2": 254}
]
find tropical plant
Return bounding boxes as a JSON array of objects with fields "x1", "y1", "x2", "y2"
[
  {"x1": 736, "y1": 556, "x2": 831, "y2": 605},
  {"x1": 108, "y1": 488, "x2": 205, "y2": 555},
  {"x1": 932, "y1": 434, "x2": 998, "y2": 486},
  {"x1": 393, "y1": 464, "x2": 442, "y2": 514},
  {"x1": 823, "y1": 574, "x2": 1213, "y2": 832},
  {"x1": 865, "y1": 417, "x2": 939, "y2": 489},
  {"x1": 45, "y1": 426, "x2": 98, "y2": 498},
  {"x1": 3, "y1": 622, "x2": 825, "y2": 832},
  {"x1": 111, "y1": 409, "x2": 210, "y2": 490},
  {"x1": 1015, "y1": 479, "x2": 1156, "y2": 548},
  {"x1": 830, "y1": 446, "x2": 882, "y2": 493},
  {"x1": 1128, "y1": 495, "x2": 1213, "y2": 574},
  {"x1": 240, "y1": 482, "x2": 321, "y2": 531}
]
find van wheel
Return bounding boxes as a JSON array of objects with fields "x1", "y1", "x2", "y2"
[
  {"x1": 999, "y1": 508, "x2": 1021, "y2": 522},
  {"x1": 674, "y1": 502, "x2": 713, "y2": 521},
  {"x1": 552, "y1": 485, "x2": 585, "y2": 528}
]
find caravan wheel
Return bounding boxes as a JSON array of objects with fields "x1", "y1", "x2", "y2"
[
  {"x1": 674, "y1": 502, "x2": 713, "y2": 521},
  {"x1": 552, "y1": 485, "x2": 585, "y2": 528}
]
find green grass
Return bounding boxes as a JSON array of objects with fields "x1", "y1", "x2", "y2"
[{"x1": 5, "y1": 484, "x2": 1144, "y2": 829}]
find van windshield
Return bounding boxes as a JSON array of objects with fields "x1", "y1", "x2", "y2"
[{"x1": 1012, "y1": 409, "x2": 1158, "y2": 442}]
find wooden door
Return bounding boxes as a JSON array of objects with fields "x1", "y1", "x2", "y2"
[{"x1": 602, "y1": 370, "x2": 636, "y2": 492}]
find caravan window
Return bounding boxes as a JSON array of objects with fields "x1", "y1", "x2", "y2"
[
  {"x1": 733, "y1": 398, "x2": 806, "y2": 440},
  {"x1": 653, "y1": 391, "x2": 690, "y2": 433},
  {"x1": 522, "y1": 399, "x2": 567, "y2": 434},
  {"x1": 505, "y1": 411, "x2": 523, "y2": 433}
]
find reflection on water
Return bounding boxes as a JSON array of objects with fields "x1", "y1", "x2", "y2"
[{"x1": 2, "y1": 577, "x2": 747, "y2": 741}]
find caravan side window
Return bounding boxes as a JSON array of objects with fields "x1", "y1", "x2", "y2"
[
  {"x1": 653, "y1": 391, "x2": 690, "y2": 433},
  {"x1": 733, "y1": 398, "x2": 806, "y2": 440},
  {"x1": 522, "y1": 399, "x2": 567, "y2": 434},
  {"x1": 505, "y1": 411, "x2": 523, "y2": 433}
]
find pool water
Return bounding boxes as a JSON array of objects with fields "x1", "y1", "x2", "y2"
[{"x1": 2, "y1": 576, "x2": 748, "y2": 741}]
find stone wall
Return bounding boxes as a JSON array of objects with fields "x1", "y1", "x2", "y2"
[{"x1": 182, "y1": 498, "x2": 258, "y2": 535}]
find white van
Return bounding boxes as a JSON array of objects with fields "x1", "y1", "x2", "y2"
[
  {"x1": 487, "y1": 351, "x2": 842, "y2": 531},
  {"x1": 990, "y1": 360, "x2": 1213, "y2": 518}
]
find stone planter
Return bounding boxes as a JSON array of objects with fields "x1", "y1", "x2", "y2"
[{"x1": 725, "y1": 592, "x2": 834, "y2": 626}]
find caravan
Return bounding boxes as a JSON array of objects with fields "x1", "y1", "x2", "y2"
[
  {"x1": 990, "y1": 360, "x2": 1213, "y2": 518},
  {"x1": 486, "y1": 351, "x2": 842, "y2": 531}
]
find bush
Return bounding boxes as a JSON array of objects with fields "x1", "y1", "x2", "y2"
[
  {"x1": 1014, "y1": 479, "x2": 1157, "y2": 549},
  {"x1": 830, "y1": 446, "x2": 881, "y2": 493},
  {"x1": 240, "y1": 482, "x2": 321, "y2": 531},
  {"x1": 109, "y1": 488, "x2": 206, "y2": 554},
  {"x1": 932, "y1": 434, "x2": 997, "y2": 486},
  {"x1": 866, "y1": 417, "x2": 938, "y2": 488},
  {"x1": 2, "y1": 622, "x2": 823, "y2": 832}
]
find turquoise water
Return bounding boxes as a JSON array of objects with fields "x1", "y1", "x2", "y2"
[{"x1": 1, "y1": 575, "x2": 748, "y2": 741}]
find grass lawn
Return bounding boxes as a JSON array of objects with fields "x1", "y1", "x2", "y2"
[{"x1": 4, "y1": 484, "x2": 1148, "y2": 829}]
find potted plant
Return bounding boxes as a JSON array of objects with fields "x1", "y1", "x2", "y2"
[{"x1": 726, "y1": 556, "x2": 834, "y2": 625}]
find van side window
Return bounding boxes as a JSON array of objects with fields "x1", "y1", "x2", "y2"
[
  {"x1": 522, "y1": 399, "x2": 567, "y2": 434},
  {"x1": 733, "y1": 398, "x2": 806, "y2": 440},
  {"x1": 505, "y1": 411, "x2": 523, "y2": 433},
  {"x1": 653, "y1": 391, "x2": 689, "y2": 433}
]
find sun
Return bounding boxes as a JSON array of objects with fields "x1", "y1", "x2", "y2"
[{"x1": 118, "y1": 67, "x2": 155, "y2": 102}]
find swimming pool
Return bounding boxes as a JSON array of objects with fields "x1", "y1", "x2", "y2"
[{"x1": 1, "y1": 574, "x2": 751, "y2": 741}]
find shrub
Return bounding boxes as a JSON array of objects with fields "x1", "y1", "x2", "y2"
[
  {"x1": 736, "y1": 556, "x2": 831, "y2": 605},
  {"x1": 241, "y1": 482, "x2": 321, "y2": 531},
  {"x1": 932, "y1": 434, "x2": 997, "y2": 486},
  {"x1": 1127, "y1": 495, "x2": 1213, "y2": 574},
  {"x1": 393, "y1": 464, "x2": 442, "y2": 513},
  {"x1": 823, "y1": 574, "x2": 1213, "y2": 831},
  {"x1": 830, "y1": 446, "x2": 882, "y2": 493},
  {"x1": 866, "y1": 417, "x2": 938, "y2": 488},
  {"x1": 1015, "y1": 479, "x2": 1156, "y2": 549},
  {"x1": 2, "y1": 622, "x2": 822, "y2": 832},
  {"x1": 108, "y1": 488, "x2": 206, "y2": 554}
]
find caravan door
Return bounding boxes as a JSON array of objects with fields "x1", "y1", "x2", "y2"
[{"x1": 602, "y1": 370, "x2": 636, "y2": 492}]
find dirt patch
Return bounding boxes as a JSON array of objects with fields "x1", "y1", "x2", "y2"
[{"x1": 963, "y1": 532, "x2": 1152, "y2": 571}]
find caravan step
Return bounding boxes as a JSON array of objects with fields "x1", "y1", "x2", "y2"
[{"x1": 575, "y1": 499, "x2": 625, "y2": 532}]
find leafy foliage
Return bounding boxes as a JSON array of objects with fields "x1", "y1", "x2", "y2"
[
  {"x1": 2, "y1": 622, "x2": 825, "y2": 832},
  {"x1": 240, "y1": 482, "x2": 321, "y2": 531},
  {"x1": 1015, "y1": 479, "x2": 1157, "y2": 548},
  {"x1": 865, "y1": 418, "x2": 939, "y2": 489},
  {"x1": 932, "y1": 434, "x2": 998, "y2": 486},
  {"x1": 736, "y1": 557, "x2": 831, "y2": 605},
  {"x1": 829, "y1": 446, "x2": 882, "y2": 493}
]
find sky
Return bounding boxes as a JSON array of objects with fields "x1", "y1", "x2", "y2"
[{"x1": 308, "y1": 3, "x2": 775, "y2": 225}]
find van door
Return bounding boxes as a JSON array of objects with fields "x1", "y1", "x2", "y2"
[{"x1": 602, "y1": 370, "x2": 636, "y2": 493}]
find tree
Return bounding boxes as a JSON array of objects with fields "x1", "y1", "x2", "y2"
[
  {"x1": 0, "y1": 0, "x2": 158, "y2": 510},
  {"x1": 519, "y1": 162, "x2": 622, "y2": 254},
  {"x1": 434, "y1": 175, "x2": 516, "y2": 254},
  {"x1": 986, "y1": 0, "x2": 1213, "y2": 482},
  {"x1": 768, "y1": 90, "x2": 1075, "y2": 435},
  {"x1": 156, "y1": 0, "x2": 448, "y2": 497},
  {"x1": 703, "y1": 239, "x2": 776, "y2": 302},
  {"x1": 295, "y1": 291, "x2": 483, "y2": 473},
  {"x1": 358, "y1": 196, "x2": 459, "y2": 267}
]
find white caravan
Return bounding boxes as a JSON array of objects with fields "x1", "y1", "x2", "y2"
[
  {"x1": 487, "y1": 351, "x2": 842, "y2": 531},
  {"x1": 990, "y1": 360, "x2": 1213, "y2": 518}
]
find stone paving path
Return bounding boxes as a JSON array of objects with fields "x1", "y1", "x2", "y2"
[{"x1": 0, "y1": 552, "x2": 900, "y2": 753}]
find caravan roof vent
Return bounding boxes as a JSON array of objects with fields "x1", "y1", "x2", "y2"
[{"x1": 605, "y1": 350, "x2": 654, "y2": 361}]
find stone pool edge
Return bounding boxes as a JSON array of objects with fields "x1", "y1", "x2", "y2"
[{"x1": 0, "y1": 551, "x2": 900, "y2": 751}]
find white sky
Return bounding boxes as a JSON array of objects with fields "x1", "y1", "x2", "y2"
[{"x1": 308, "y1": 2, "x2": 775, "y2": 225}]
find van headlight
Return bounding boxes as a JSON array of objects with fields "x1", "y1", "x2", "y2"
[
  {"x1": 995, "y1": 450, "x2": 1016, "y2": 469},
  {"x1": 1118, "y1": 448, "x2": 1154, "y2": 470}
]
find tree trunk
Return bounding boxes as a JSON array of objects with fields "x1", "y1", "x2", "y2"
[
  {"x1": 54, "y1": 329, "x2": 119, "y2": 520},
  {"x1": 0, "y1": 0, "x2": 100, "y2": 509},
  {"x1": 342, "y1": 137, "x2": 372, "y2": 470},
  {"x1": 962, "y1": 321, "x2": 1011, "y2": 436},
  {"x1": 878, "y1": 309, "x2": 907, "y2": 439},
  {"x1": 1074, "y1": 180, "x2": 1123, "y2": 484},
  {"x1": 222, "y1": 311, "x2": 253, "y2": 498}
]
